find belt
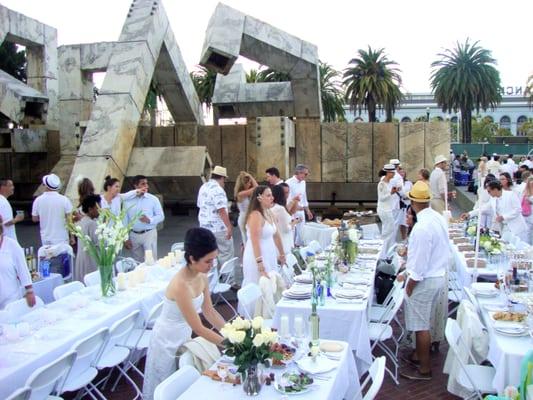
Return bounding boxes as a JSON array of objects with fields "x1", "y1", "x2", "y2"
[{"x1": 132, "y1": 229, "x2": 154, "y2": 234}]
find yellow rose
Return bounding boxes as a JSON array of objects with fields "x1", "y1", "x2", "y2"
[
  {"x1": 232, "y1": 316, "x2": 245, "y2": 330},
  {"x1": 241, "y1": 319, "x2": 251, "y2": 330},
  {"x1": 229, "y1": 329, "x2": 245, "y2": 344},
  {"x1": 252, "y1": 316, "x2": 264, "y2": 330},
  {"x1": 220, "y1": 326, "x2": 233, "y2": 339},
  {"x1": 252, "y1": 333, "x2": 265, "y2": 347}
]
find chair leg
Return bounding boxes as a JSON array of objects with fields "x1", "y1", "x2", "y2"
[
  {"x1": 116, "y1": 364, "x2": 142, "y2": 400},
  {"x1": 220, "y1": 293, "x2": 238, "y2": 319},
  {"x1": 88, "y1": 382, "x2": 108, "y2": 400}
]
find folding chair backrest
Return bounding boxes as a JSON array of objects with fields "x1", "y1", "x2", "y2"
[
  {"x1": 101, "y1": 311, "x2": 139, "y2": 355},
  {"x1": 53, "y1": 281, "x2": 85, "y2": 300},
  {"x1": 219, "y1": 257, "x2": 239, "y2": 283},
  {"x1": 6, "y1": 387, "x2": 31, "y2": 400},
  {"x1": 153, "y1": 365, "x2": 200, "y2": 400},
  {"x1": 145, "y1": 301, "x2": 164, "y2": 329},
  {"x1": 64, "y1": 328, "x2": 108, "y2": 390},
  {"x1": 178, "y1": 350, "x2": 195, "y2": 369},
  {"x1": 83, "y1": 270, "x2": 100, "y2": 287},
  {"x1": 25, "y1": 350, "x2": 76, "y2": 400},
  {"x1": 171, "y1": 242, "x2": 184, "y2": 252},
  {"x1": 463, "y1": 288, "x2": 481, "y2": 316},
  {"x1": 361, "y1": 356, "x2": 386, "y2": 400},
  {"x1": 308, "y1": 240, "x2": 322, "y2": 254},
  {"x1": 299, "y1": 246, "x2": 312, "y2": 261},
  {"x1": 285, "y1": 253, "x2": 301, "y2": 274},
  {"x1": 5, "y1": 296, "x2": 44, "y2": 322},
  {"x1": 237, "y1": 283, "x2": 262, "y2": 319},
  {"x1": 379, "y1": 286, "x2": 404, "y2": 325}
]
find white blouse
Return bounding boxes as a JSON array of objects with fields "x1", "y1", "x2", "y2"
[{"x1": 0, "y1": 236, "x2": 32, "y2": 309}]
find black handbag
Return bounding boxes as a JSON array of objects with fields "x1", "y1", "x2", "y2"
[{"x1": 375, "y1": 271, "x2": 396, "y2": 304}]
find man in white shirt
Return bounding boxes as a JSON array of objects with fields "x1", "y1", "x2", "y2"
[
  {"x1": 32, "y1": 174, "x2": 73, "y2": 246},
  {"x1": 506, "y1": 154, "x2": 518, "y2": 176},
  {"x1": 429, "y1": 155, "x2": 448, "y2": 214},
  {"x1": 286, "y1": 164, "x2": 313, "y2": 246},
  {"x1": 400, "y1": 181, "x2": 449, "y2": 381},
  {"x1": 486, "y1": 153, "x2": 501, "y2": 177},
  {"x1": 389, "y1": 159, "x2": 404, "y2": 236},
  {"x1": 124, "y1": 175, "x2": 165, "y2": 262},
  {"x1": 197, "y1": 166, "x2": 236, "y2": 278},
  {"x1": 265, "y1": 167, "x2": 284, "y2": 186},
  {"x1": 525, "y1": 156, "x2": 533, "y2": 169},
  {"x1": 0, "y1": 179, "x2": 24, "y2": 242}
]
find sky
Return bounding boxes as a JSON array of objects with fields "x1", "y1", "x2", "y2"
[{"x1": 2, "y1": 0, "x2": 532, "y2": 93}]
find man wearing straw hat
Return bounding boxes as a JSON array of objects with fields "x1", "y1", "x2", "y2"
[
  {"x1": 429, "y1": 155, "x2": 448, "y2": 214},
  {"x1": 197, "y1": 166, "x2": 236, "y2": 280},
  {"x1": 400, "y1": 181, "x2": 449, "y2": 381}
]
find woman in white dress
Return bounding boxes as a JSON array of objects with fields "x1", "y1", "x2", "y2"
[
  {"x1": 74, "y1": 194, "x2": 100, "y2": 282},
  {"x1": 234, "y1": 171, "x2": 258, "y2": 243},
  {"x1": 100, "y1": 176, "x2": 141, "y2": 216},
  {"x1": 143, "y1": 228, "x2": 226, "y2": 400},
  {"x1": 270, "y1": 184, "x2": 295, "y2": 255},
  {"x1": 242, "y1": 186, "x2": 286, "y2": 286},
  {"x1": 522, "y1": 176, "x2": 533, "y2": 244},
  {"x1": 377, "y1": 164, "x2": 398, "y2": 259},
  {"x1": 398, "y1": 168, "x2": 413, "y2": 241}
]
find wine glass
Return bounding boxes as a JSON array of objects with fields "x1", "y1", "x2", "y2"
[{"x1": 217, "y1": 363, "x2": 229, "y2": 387}]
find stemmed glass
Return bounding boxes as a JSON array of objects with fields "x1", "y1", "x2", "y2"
[{"x1": 217, "y1": 363, "x2": 229, "y2": 388}]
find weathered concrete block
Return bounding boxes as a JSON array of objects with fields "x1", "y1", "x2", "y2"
[
  {"x1": 12, "y1": 154, "x2": 31, "y2": 182},
  {"x1": 372, "y1": 123, "x2": 398, "y2": 182},
  {"x1": 246, "y1": 120, "x2": 257, "y2": 176},
  {"x1": 347, "y1": 123, "x2": 373, "y2": 182},
  {"x1": 255, "y1": 117, "x2": 291, "y2": 181},
  {"x1": 221, "y1": 125, "x2": 246, "y2": 180},
  {"x1": 175, "y1": 123, "x2": 198, "y2": 146},
  {"x1": 135, "y1": 126, "x2": 152, "y2": 147},
  {"x1": 425, "y1": 122, "x2": 450, "y2": 169},
  {"x1": 399, "y1": 122, "x2": 425, "y2": 181},
  {"x1": 295, "y1": 118, "x2": 321, "y2": 182},
  {"x1": 321, "y1": 122, "x2": 346, "y2": 182},
  {"x1": 152, "y1": 126, "x2": 175, "y2": 147},
  {"x1": 11, "y1": 128, "x2": 47, "y2": 152},
  {"x1": 198, "y1": 125, "x2": 222, "y2": 166}
]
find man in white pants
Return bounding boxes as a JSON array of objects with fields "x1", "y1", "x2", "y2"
[
  {"x1": 377, "y1": 164, "x2": 398, "y2": 259},
  {"x1": 389, "y1": 159, "x2": 404, "y2": 241},
  {"x1": 124, "y1": 175, "x2": 164, "y2": 262},
  {"x1": 286, "y1": 165, "x2": 313, "y2": 246}
]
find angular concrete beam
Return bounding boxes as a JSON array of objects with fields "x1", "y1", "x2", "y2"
[
  {"x1": 0, "y1": 69, "x2": 48, "y2": 124},
  {"x1": 212, "y1": 64, "x2": 294, "y2": 118},
  {"x1": 200, "y1": 3, "x2": 321, "y2": 118}
]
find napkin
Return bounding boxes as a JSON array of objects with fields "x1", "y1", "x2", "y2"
[{"x1": 202, "y1": 369, "x2": 241, "y2": 384}]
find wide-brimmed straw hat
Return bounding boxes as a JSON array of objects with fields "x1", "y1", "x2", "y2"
[
  {"x1": 383, "y1": 164, "x2": 396, "y2": 172},
  {"x1": 434, "y1": 155, "x2": 447, "y2": 165},
  {"x1": 407, "y1": 181, "x2": 432, "y2": 203},
  {"x1": 211, "y1": 165, "x2": 228, "y2": 178}
]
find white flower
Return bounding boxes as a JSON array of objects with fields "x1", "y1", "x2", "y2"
[
  {"x1": 261, "y1": 328, "x2": 277, "y2": 344},
  {"x1": 241, "y1": 319, "x2": 251, "y2": 330},
  {"x1": 252, "y1": 316, "x2": 263, "y2": 330},
  {"x1": 232, "y1": 316, "x2": 245, "y2": 330},
  {"x1": 220, "y1": 326, "x2": 234, "y2": 339},
  {"x1": 348, "y1": 229, "x2": 359, "y2": 242},
  {"x1": 252, "y1": 333, "x2": 265, "y2": 347},
  {"x1": 331, "y1": 230, "x2": 339, "y2": 243},
  {"x1": 228, "y1": 329, "x2": 245, "y2": 344}
]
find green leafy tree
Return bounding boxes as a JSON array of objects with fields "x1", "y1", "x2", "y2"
[
  {"x1": 430, "y1": 39, "x2": 502, "y2": 143},
  {"x1": 342, "y1": 46, "x2": 403, "y2": 122},
  {"x1": 246, "y1": 69, "x2": 260, "y2": 83},
  {"x1": 190, "y1": 65, "x2": 217, "y2": 111},
  {"x1": 469, "y1": 115, "x2": 511, "y2": 143},
  {"x1": 319, "y1": 61, "x2": 345, "y2": 122},
  {"x1": 0, "y1": 42, "x2": 26, "y2": 82},
  {"x1": 520, "y1": 118, "x2": 533, "y2": 137},
  {"x1": 256, "y1": 68, "x2": 291, "y2": 82}
]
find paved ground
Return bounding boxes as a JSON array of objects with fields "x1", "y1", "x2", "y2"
[{"x1": 18, "y1": 202, "x2": 464, "y2": 400}]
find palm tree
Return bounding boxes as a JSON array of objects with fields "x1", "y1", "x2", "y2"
[
  {"x1": 430, "y1": 39, "x2": 501, "y2": 143},
  {"x1": 190, "y1": 65, "x2": 217, "y2": 111},
  {"x1": 319, "y1": 61, "x2": 345, "y2": 122},
  {"x1": 342, "y1": 46, "x2": 403, "y2": 122},
  {"x1": 246, "y1": 69, "x2": 260, "y2": 83},
  {"x1": 257, "y1": 68, "x2": 291, "y2": 82}
]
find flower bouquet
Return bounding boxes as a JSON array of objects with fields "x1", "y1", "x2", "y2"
[
  {"x1": 221, "y1": 316, "x2": 280, "y2": 395},
  {"x1": 332, "y1": 222, "x2": 359, "y2": 265},
  {"x1": 67, "y1": 206, "x2": 138, "y2": 297}
]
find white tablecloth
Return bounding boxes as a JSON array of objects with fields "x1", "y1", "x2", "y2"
[
  {"x1": 0, "y1": 269, "x2": 176, "y2": 399},
  {"x1": 301, "y1": 223, "x2": 337, "y2": 249},
  {"x1": 273, "y1": 241, "x2": 381, "y2": 375},
  {"x1": 32, "y1": 273, "x2": 64, "y2": 304},
  {"x1": 473, "y1": 283, "x2": 529, "y2": 394},
  {"x1": 451, "y1": 243, "x2": 499, "y2": 288},
  {"x1": 177, "y1": 340, "x2": 360, "y2": 400}
]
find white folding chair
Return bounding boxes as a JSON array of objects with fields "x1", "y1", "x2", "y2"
[
  {"x1": 110, "y1": 301, "x2": 164, "y2": 391},
  {"x1": 463, "y1": 287, "x2": 482, "y2": 317},
  {"x1": 445, "y1": 318, "x2": 496, "y2": 400},
  {"x1": 25, "y1": 350, "x2": 76, "y2": 400},
  {"x1": 5, "y1": 387, "x2": 31, "y2": 400},
  {"x1": 360, "y1": 356, "x2": 386, "y2": 400},
  {"x1": 58, "y1": 328, "x2": 108, "y2": 400},
  {"x1": 53, "y1": 281, "x2": 85, "y2": 300},
  {"x1": 5, "y1": 296, "x2": 44, "y2": 322},
  {"x1": 369, "y1": 280, "x2": 405, "y2": 343},
  {"x1": 84, "y1": 270, "x2": 101, "y2": 287},
  {"x1": 237, "y1": 283, "x2": 272, "y2": 329},
  {"x1": 299, "y1": 246, "x2": 312, "y2": 262},
  {"x1": 308, "y1": 240, "x2": 322, "y2": 254},
  {"x1": 280, "y1": 257, "x2": 296, "y2": 286},
  {"x1": 153, "y1": 365, "x2": 200, "y2": 400},
  {"x1": 170, "y1": 242, "x2": 184, "y2": 252},
  {"x1": 212, "y1": 257, "x2": 239, "y2": 318},
  {"x1": 115, "y1": 257, "x2": 139, "y2": 274},
  {"x1": 368, "y1": 286, "x2": 405, "y2": 385},
  {"x1": 94, "y1": 311, "x2": 141, "y2": 399},
  {"x1": 448, "y1": 270, "x2": 464, "y2": 316},
  {"x1": 178, "y1": 350, "x2": 196, "y2": 369}
]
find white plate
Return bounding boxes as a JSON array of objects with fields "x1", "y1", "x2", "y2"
[
  {"x1": 494, "y1": 327, "x2": 528, "y2": 337},
  {"x1": 273, "y1": 381, "x2": 312, "y2": 395},
  {"x1": 489, "y1": 312, "x2": 526, "y2": 328},
  {"x1": 296, "y1": 354, "x2": 338, "y2": 374}
]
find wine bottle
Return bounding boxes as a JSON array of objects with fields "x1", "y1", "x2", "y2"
[{"x1": 309, "y1": 302, "x2": 320, "y2": 346}]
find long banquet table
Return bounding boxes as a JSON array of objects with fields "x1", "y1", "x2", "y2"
[
  {"x1": 273, "y1": 240, "x2": 382, "y2": 375},
  {"x1": 177, "y1": 340, "x2": 360, "y2": 400},
  {"x1": 0, "y1": 268, "x2": 176, "y2": 399},
  {"x1": 301, "y1": 222, "x2": 337, "y2": 249}
]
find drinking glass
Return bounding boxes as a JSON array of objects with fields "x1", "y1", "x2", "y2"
[
  {"x1": 316, "y1": 215, "x2": 322, "y2": 223},
  {"x1": 217, "y1": 363, "x2": 229, "y2": 387}
]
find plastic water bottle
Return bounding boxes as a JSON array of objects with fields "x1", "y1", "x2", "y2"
[{"x1": 40, "y1": 258, "x2": 50, "y2": 278}]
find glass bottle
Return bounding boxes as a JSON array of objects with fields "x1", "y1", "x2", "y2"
[{"x1": 308, "y1": 302, "x2": 320, "y2": 347}]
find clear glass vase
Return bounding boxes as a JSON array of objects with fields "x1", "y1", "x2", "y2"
[
  {"x1": 99, "y1": 263, "x2": 116, "y2": 297},
  {"x1": 242, "y1": 363, "x2": 261, "y2": 396}
]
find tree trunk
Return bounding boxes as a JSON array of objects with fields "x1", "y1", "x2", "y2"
[
  {"x1": 368, "y1": 106, "x2": 376, "y2": 123},
  {"x1": 463, "y1": 110, "x2": 472, "y2": 143}
]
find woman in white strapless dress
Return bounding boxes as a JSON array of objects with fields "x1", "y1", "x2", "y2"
[
  {"x1": 242, "y1": 186, "x2": 286, "y2": 287},
  {"x1": 143, "y1": 228, "x2": 226, "y2": 400},
  {"x1": 234, "y1": 171, "x2": 258, "y2": 243},
  {"x1": 270, "y1": 184, "x2": 295, "y2": 255}
]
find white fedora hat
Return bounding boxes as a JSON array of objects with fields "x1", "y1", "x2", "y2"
[
  {"x1": 434, "y1": 155, "x2": 448, "y2": 165},
  {"x1": 389, "y1": 158, "x2": 401, "y2": 165},
  {"x1": 42, "y1": 174, "x2": 61, "y2": 190},
  {"x1": 211, "y1": 165, "x2": 228, "y2": 178}
]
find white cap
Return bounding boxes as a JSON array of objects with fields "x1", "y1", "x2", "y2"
[{"x1": 389, "y1": 159, "x2": 401, "y2": 165}]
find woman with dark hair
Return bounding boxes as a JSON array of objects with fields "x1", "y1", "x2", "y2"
[
  {"x1": 73, "y1": 194, "x2": 101, "y2": 282},
  {"x1": 100, "y1": 175, "x2": 142, "y2": 216},
  {"x1": 280, "y1": 182, "x2": 299, "y2": 215},
  {"x1": 499, "y1": 172, "x2": 514, "y2": 192},
  {"x1": 143, "y1": 227, "x2": 225, "y2": 400},
  {"x1": 242, "y1": 186, "x2": 286, "y2": 287},
  {"x1": 77, "y1": 177, "x2": 95, "y2": 208},
  {"x1": 271, "y1": 184, "x2": 295, "y2": 254}
]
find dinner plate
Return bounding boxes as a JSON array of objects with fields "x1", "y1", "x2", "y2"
[
  {"x1": 296, "y1": 354, "x2": 338, "y2": 374},
  {"x1": 273, "y1": 381, "x2": 312, "y2": 395},
  {"x1": 494, "y1": 327, "x2": 528, "y2": 337}
]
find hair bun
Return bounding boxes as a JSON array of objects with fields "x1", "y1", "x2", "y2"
[{"x1": 104, "y1": 175, "x2": 112, "y2": 181}]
